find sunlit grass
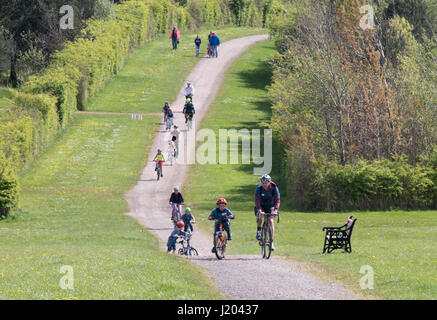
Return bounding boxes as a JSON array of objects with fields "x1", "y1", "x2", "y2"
[
  {"x1": 86, "y1": 26, "x2": 266, "y2": 113},
  {"x1": 182, "y1": 39, "x2": 437, "y2": 300}
]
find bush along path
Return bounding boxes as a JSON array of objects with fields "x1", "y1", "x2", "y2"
[{"x1": 125, "y1": 35, "x2": 357, "y2": 300}]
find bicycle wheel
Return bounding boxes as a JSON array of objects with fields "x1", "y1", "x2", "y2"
[
  {"x1": 215, "y1": 236, "x2": 226, "y2": 260},
  {"x1": 261, "y1": 221, "x2": 267, "y2": 258},
  {"x1": 265, "y1": 221, "x2": 273, "y2": 259},
  {"x1": 189, "y1": 248, "x2": 198, "y2": 256},
  {"x1": 156, "y1": 165, "x2": 160, "y2": 180},
  {"x1": 178, "y1": 248, "x2": 184, "y2": 255}
]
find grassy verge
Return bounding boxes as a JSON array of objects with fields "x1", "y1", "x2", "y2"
[
  {"x1": 86, "y1": 26, "x2": 266, "y2": 113},
  {"x1": 0, "y1": 113, "x2": 223, "y2": 299},
  {"x1": 182, "y1": 39, "x2": 437, "y2": 300},
  {"x1": 0, "y1": 26, "x2": 270, "y2": 299}
]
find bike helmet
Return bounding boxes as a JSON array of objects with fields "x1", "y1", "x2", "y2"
[
  {"x1": 186, "y1": 98, "x2": 191, "y2": 103},
  {"x1": 157, "y1": 149, "x2": 162, "y2": 153},
  {"x1": 260, "y1": 174, "x2": 271, "y2": 182},
  {"x1": 216, "y1": 198, "x2": 227, "y2": 205},
  {"x1": 173, "y1": 186, "x2": 179, "y2": 191},
  {"x1": 176, "y1": 220, "x2": 185, "y2": 228},
  {"x1": 185, "y1": 207, "x2": 191, "y2": 213}
]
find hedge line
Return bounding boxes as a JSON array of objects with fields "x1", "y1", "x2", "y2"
[{"x1": 285, "y1": 155, "x2": 437, "y2": 211}]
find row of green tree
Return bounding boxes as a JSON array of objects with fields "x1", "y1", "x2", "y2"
[
  {"x1": 268, "y1": 0, "x2": 437, "y2": 211},
  {"x1": 0, "y1": 0, "x2": 284, "y2": 217}
]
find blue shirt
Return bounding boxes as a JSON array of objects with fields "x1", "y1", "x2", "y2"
[
  {"x1": 209, "y1": 35, "x2": 220, "y2": 46},
  {"x1": 167, "y1": 229, "x2": 186, "y2": 247},
  {"x1": 181, "y1": 213, "x2": 195, "y2": 224},
  {"x1": 255, "y1": 184, "x2": 280, "y2": 208},
  {"x1": 209, "y1": 207, "x2": 234, "y2": 222}
]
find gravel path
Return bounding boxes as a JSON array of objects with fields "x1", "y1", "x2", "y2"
[{"x1": 125, "y1": 34, "x2": 357, "y2": 300}]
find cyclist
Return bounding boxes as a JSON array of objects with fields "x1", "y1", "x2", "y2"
[
  {"x1": 153, "y1": 149, "x2": 165, "y2": 177},
  {"x1": 183, "y1": 81, "x2": 195, "y2": 102},
  {"x1": 167, "y1": 220, "x2": 186, "y2": 253},
  {"x1": 162, "y1": 101, "x2": 170, "y2": 122},
  {"x1": 181, "y1": 207, "x2": 196, "y2": 233},
  {"x1": 255, "y1": 174, "x2": 280, "y2": 250},
  {"x1": 170, "y1": 125, "x2": 180, "y2": 157},
  {"x1": 167, "y1": 140, "x2": 176, "y2": 162},
  {"x1": 169, "y1": 186, "x2": 184, "y2": 225},
  {"x1": 182, "y1": 98, "x2": 195, "y2": 124},
  {"x1": 208, "y1": 198, "x2": 235, "y2": 253}
]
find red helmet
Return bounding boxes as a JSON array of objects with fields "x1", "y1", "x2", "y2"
[
  {"x1": 176, "y1": 220, "x2": 184, "y2": 228},
  {"x1": 216, "y1": 198, "x2": 227, "y2": 205}
]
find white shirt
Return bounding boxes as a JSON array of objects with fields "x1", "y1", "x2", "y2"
[{"x1": 183, "y1": 85, "x2": 195, "y2": 96}]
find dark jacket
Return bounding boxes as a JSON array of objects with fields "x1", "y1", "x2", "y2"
[
  {"x1": 255, "y1": 181, "x2": 280, "y2": 211},
  {"x1": 169, "y1": 192, "x2": 184, "y2": 204},
  {"x1": 195, "y1": 38, "x2": 201, "y2": 46}
]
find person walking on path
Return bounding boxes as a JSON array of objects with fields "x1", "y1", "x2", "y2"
[
  {"x1": 195, "y1": 35, "x2": 201, "y2": 57},
  {"x1": 170, "y1": 26, "x2": 180, "y2": 50},
  {"x1": 209, "y1": 32, "x2": 220, "y2": 58}
]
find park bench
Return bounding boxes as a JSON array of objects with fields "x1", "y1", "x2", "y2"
[{"x1": 322, "y1": 216, "x2": 357, "y2": 253}]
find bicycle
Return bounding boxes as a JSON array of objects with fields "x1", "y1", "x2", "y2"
[
  {"x1": 258, "y1": 210, "x2": 280, "y2": 259},
  {"x1": 186, "y1": 113, "x2": 193, "y2": 131},
  {"x1": 170, "y1": 202, "x2": 182, "y2": 227},
  {"x1": 154, "y1": 160, "x2": 163, "y2": 180},
  {"x1": 177, "y1": 232, "x2": 198, "y2": 256},
  {"x1": 214, "y1": 221, "x2": 227, "y2": 260},
  {"x1": 166, "y1": 117, "x2": 173, "y2": 131}
]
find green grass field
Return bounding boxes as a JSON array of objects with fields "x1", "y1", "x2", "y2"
[
  {"x1": 0, "y1": 27, "x2": 272, "y2": 299},
  {"x1": 182, "y1": 39, "x2": 437, "y2": 300},
  {"x1": 0, "y1": 113, "x2": 225, "y2": 299},
  {"x1": 87, "y1": 26, "x2": 266, "y2": 113}
]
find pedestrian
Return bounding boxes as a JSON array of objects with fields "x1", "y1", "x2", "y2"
[
  {"x1": 170, "y1": 26, "x2": 180, "y2": 50},
  {"x1": 209, "y1": 32, "x2": 220, "y2": 58},
  {"x1": 194, "y1": 35, "x2": 201, "y2": 57}
]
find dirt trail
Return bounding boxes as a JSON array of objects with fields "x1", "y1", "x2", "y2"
[{"x1": 125, "y1": 34, "x2": 357, "y2": 300}]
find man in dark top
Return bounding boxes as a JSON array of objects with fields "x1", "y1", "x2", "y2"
[{"x1": 254, "y1": 174, "x2": 280, "y2": 250}]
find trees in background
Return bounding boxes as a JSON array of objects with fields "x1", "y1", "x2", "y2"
[{"x1": 268, "y1": 0, "x2": 437, "y2": 210}]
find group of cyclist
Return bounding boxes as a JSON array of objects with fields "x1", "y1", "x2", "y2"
[
  {"x1": 165, "y1": 174, "x2": 280, "y2": 255},
  {"x1": 154, "y1": 82, "x2": 197, "y2": 176}
]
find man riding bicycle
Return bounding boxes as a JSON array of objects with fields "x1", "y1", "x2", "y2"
[
  {"x1": 208, "y1": 198, "x2": 235, "y2": 253},
  {"x1": 183, "y1": 81, "x2": 195, "y2": 102},
  {"x1": 255, "y1": 174, "x2": 280, "y2": 251},
  {"x1": 153, "y1": 149, "x2": 165, "y2": 177},
  {"x1": 183, "y1": 98, "x2": 195, "y2": 124},
  {"x1": 169, "y1": 186, "x2": 184, "y2": 226}
]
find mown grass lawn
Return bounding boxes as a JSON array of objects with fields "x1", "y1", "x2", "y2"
[
  {"x1": 0, "y1": 114, "x2": 223, "y2": 299},
  {"x1": 86, "y1": 26, "x2": 266, "y2": 113},
  {"x1": 182, "y1": 39, "x2": 437, "y2": 300},
  {"x1": 0, "y1": 26, "x2": 271, "y2": 299}
]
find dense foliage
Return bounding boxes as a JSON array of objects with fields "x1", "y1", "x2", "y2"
[{"x1": 268, "y1": 0, "x2": 437, "y2": 211}]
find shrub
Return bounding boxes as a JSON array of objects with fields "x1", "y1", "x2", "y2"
[{"x1": 0, "y1": 150, "x2": 20, "y2": 218}]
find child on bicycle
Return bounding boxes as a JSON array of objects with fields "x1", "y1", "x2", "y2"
[
  {"x1": 153, "y1": 149, "x2": 165, "y2": 177},
  {"x1": 181, "y1": 207, "x2": 196, "y2": 233},
  {"x1": 169, "y1": 186, "x2": 184, "y2": 226},
  {"x1": 208, "y1": 198, "x2": 235, "y2": 253},
  {"x1": 167, "y1": 220, "x2": 186, "y2": 253}
]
